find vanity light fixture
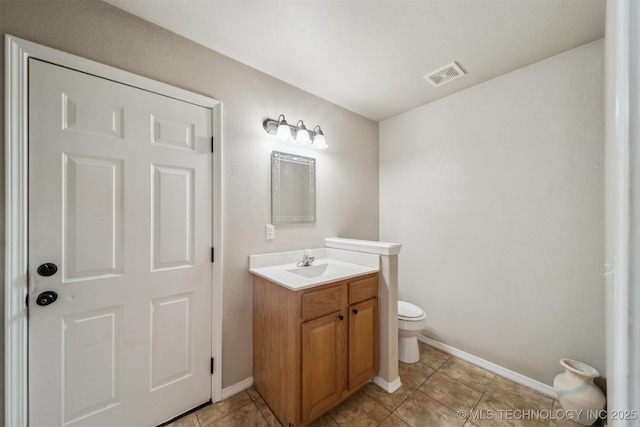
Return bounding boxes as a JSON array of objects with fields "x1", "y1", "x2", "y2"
[{"x1": 263, "y1": 115, "x2": 328, "y2": 149}]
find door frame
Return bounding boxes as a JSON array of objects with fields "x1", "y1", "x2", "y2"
[
  {"x1": 4, "y1": 34, "x2": 224, "y2": 426},
  {"x1": 605, "y1": 0, "x2": 640, "y2": 421}
]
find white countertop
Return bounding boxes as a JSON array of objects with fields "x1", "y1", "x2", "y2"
[
  {"x1": 324, "y1": 237, "x2": 402, "y2": 255},
  {"x1": 249, "y1": 248, "x2": 379, "y2": 291}
]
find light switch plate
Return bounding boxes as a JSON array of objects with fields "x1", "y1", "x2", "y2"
[{"x1": 265, "y1": 224, "x2": 275, "y2": 240}]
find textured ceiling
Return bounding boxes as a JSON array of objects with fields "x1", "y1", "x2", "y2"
[{"x1": 104, "y1": 0, "x2": 606, "y2": 121}]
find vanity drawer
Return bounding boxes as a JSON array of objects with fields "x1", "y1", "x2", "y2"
[
  {"x1": 349, "y1": 274, "x2": 378, "y2": 304},
  {"x1": 302, "y1": 283, "x2": 348, "y2": 321}
]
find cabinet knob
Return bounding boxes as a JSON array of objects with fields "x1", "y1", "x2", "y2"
[
  {"x1": 352, "y1": 309, "x2": 358, "y2": 315},
  {"x1": 338, "y1": 314, "x2": 344, "y2": 321}
]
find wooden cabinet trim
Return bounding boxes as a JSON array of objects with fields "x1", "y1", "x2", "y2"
[
  {"x1": 301, "y1": 283, "x2": 348, "y2": 321},
  {"x1": 349, "y1": 274, "x2": 378, "y2": 304}
]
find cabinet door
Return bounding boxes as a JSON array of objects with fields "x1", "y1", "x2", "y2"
[
  {"x1": 348, "y1": 298, "x2": 378, "y2": 390},
  {"x1": 301, "y1": 311, "x2": 347, "y2": 423}
]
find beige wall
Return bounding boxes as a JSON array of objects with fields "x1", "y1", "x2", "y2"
[
  {"x1": 0, "y1": 0, "x2": 379, "y2": 412},
  {"x1": 380, "y1": 40, "x2": 605, "y2": 385}
]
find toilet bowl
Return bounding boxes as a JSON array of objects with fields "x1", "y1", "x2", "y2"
[{"x1": 397, "y1": 300, "x2": 427, "y2": 364}]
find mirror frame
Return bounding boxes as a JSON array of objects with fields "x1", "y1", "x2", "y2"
[{"x1": 271, "y1": 151, "x2": 316, "y2": 224}]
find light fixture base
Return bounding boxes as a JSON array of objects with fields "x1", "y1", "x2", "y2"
[{"x1": 263, "y1": 115, "x2": 327, "y2": 149}]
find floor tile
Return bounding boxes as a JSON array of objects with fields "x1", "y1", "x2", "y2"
[
  {"x1": 485, "y1": 376, "x2": 553, "y2": 413},
  {"x1": 309, "y1": 414, "x2": 340, "y2": 426},
  {"x1": 394, "y1": 391, "x2": 466, "y2": 427},
  {"x1": 165, "y1": 412, "x2": 200, "y2": 427},
  {"x1": 254, "y1": 397, "x2": 283, "y2": 427},
  {"x1": 438, "y1": 357, "x2": 495, "y2": 392},
  {"x1": 196, "y1": 391, "x2": 252, "y2": 426},
  {"x1": 362, "y1": 381, "x2": 413, "y2": 411},
  {"x1": 378, "y1": 413, "x2": 410, "y2": 427},
  {"x1": 328, "y1": 390, "x2": 390, "y2": 426},
  {"x1": 205, "y1": 402, "x2": 269, "y2": 427},
  {"x1": 247, "y1": 386, "x2": 261, "y2": 401},
  {"x1": 183, "y1": 344, "x2": 568, "y2": 427},
  {"x1": 418, "y1": 370, "x2": 483, "y2": 413},
  {"x1": 418, "y1": 342, "x2": 451, "y2": 370},
  {"x1": 398, "y1": 361, "x2": 436, "y2": 390},
  {"x1": 470, "y1": 395, "x2": 547, "y2": 427}
]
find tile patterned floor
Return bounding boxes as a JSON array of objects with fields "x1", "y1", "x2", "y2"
[{"x1": 167, "y1": 342, "x2": 589, "y2": 427}]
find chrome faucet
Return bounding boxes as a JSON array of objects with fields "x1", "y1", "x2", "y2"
[{"x1": 296, "y1": 249, "x2": 315, "y2": 267}]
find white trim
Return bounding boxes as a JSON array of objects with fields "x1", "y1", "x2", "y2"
[
  {"x1": 372, "y1": 375, "x2": 402, "y2": 393},
  {"x1": 221, "y1": 377, "x2": 254, "y2": 400},
  {"x1": 324, "y1": 237, "x2": 402, "y2": 255},
  {"x1": 210, "y1": 102, "x2": 224, "y2": 404},
  {"x1": 4, "y1": 34, "x2": 224, "y2": 426},
  {"x1": 4, "y1": 33, "x2": 29, "y2": 427},
  {"x1": 418, "y1": 335, "x2": 557, "y2": 398},
  {"x1": 605, "y1": 0, "x2": 640, "y2": 422}
]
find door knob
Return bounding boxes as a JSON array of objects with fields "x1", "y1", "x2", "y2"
[
  {"x1": 37, "y1": 263, "x2": 58, "y2": 277},
  {"x1": 36, "y1": 291, "x2": 58, "y2": 306},
  {"x1": 338, "y1": 314, "x2": 344, "y2": 321},
  {"x1": 352, "y1": 309, "x2": 358, "y2": 315}
]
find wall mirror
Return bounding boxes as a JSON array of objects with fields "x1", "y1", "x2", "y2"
[{"x1": 272, "y1": 151, "x2": 316, "y2": 224}]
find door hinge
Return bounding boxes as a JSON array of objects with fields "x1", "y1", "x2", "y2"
[
  {"x1": 25, "y1": 293, "x2": 29, "y2": 307},
  {"x1": 211, "y1": 136, "x2": 214, "y2": 153},
  {"x1": 210, "y1": 357, "x2": 215, "y2": 374},
  {"x1": 211, "y1": 247, "x2": 215, "y2": 263}
]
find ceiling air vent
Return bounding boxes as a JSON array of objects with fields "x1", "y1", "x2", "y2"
[{"x1": 424, "y1": 62, "x2": 465, "y2": 87}]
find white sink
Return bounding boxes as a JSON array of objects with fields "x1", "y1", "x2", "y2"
[
  {"x1": 249, "y1": 248, "x2": 380, "y2": 290},
  {"x1": 287, "y1": 263, "x2": 348, "y2": 278}
]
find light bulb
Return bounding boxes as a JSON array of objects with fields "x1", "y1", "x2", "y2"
[
  {"x1": 296, "y1": 121, "x2": 312, "y2": 145},
  {"x1": 276, "y1": 115, "x2": 293, "y2": 141},
  {"x1": 312, "y1": 126, "x2": 328, "y2": 149}
]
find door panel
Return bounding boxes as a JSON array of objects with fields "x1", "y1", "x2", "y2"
[
  {"x1": 151, "y1": 293, "x2": 193, "y2": 389},
  {"x1": 28, "y1": 58, "x2": 213, "y2": 427},
  {"x1": 301, "y1": 312, "x2": 347, "y2": 422},
  {"x1": 348, "y1": 298, "x2": 378, "y2": 390},
  {"x1": 62, "y1": 93, "x2": 125, "y2": 138},
  {"x1": 63, "y1": 155, "x2": 124, "y2": 280},
  {"x1": 63, "y1": 307, "x2": 122, "y2": 424},
  {"x1": 152, "y1": 115, "x2": 195, "y2": 150},
  {"x1": 152, "y1": 165, "x2": 195, "y2": 270}
]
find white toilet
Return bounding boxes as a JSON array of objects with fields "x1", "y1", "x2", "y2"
[{"x1": 397, "y1": 300, "x2": 427, "y2": 364}]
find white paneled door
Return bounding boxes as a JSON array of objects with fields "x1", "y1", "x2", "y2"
[{"x1": 28, "y1": 59, "x2": 213, "y2": 427}]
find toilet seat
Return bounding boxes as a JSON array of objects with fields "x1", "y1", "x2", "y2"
[{"x1": 398, "y1": 300, "x2": 425, "y2": 321}]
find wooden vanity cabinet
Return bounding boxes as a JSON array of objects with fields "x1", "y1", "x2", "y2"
[{"x1": 253, "y1": 273, "x2": 378, "y2": 427}]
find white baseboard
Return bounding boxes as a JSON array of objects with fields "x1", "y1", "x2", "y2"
[
  {"x1": 221, "y1": 376, "x2": 254, "y2": 400},
  {"x1": 418, "y1": 335, "x2": 557, "y2": 399},
  {"x1": 373, "y1": 375, "x2": 402, "y2": 393}
]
